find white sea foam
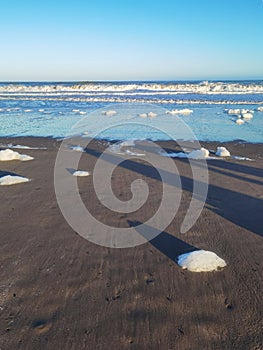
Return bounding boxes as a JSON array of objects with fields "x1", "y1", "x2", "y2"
[
  {"x1": 138, "y1": 112, "x2": 157, "y2": 118},
  {"x1": 232, "y1": 155, "x2": 252, "y2": 161},
  {"x1": 256, "y1": 106, "x2": 263, "y2": 112},
  {"x1": 109, "y1": 140, "x2": 145, "y2": 156},
  {"x1": 166, "y1": 108, "x2": 193, "y2": 115},
  {"x1": 242, "y1": 112, "x2": 253, "y2": 120},
  {"x1": 216, "y1": 147, "x2": 231, "y2": 157},
  {"x1": 103, "y1": 110, "x2": 117, "y2": 116},
  {"x1": 0, "y1": 149, "x2": 34, "y2": 161},
  {"x1": 177, "y1": 250, "x2": 227, "y2": 272},
  {"x1": 70, "y1": 145, "x2": 85, "y2": 152},
  {"x1": 227, "y1": 108, "x2": 241, "y2": 115},
  {"x1": 4, "y1": 143, "x2": 47, "y2": 150},
  {"x1": 235, "y1": 118, "x2": 245, "y2": 124},
  {"x1": 73, "y1": 170, "x2": 90, "y2": 177},
  {"x1": 1, "y1": 81, "x2": 263, "y2": 94},
  {"x1": 147, "y1": 111, "x2": 158, "y2": 118},
  {"x1": 0, "y1": 175, "x2": 30, "y2": 186},
  {"x1": 161, "y1": 147, "x2": 210, "y2": 160}
]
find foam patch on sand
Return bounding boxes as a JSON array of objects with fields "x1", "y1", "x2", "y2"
[
  {"x1": 0, "y1": 149, "x2": 34, "y2": 161},
  {"x1": 4, "y1": 143, "x2": 47, "y2": 150},
  {"x1": 70, "y1": 145, "x2": 85, "y2": 152},
  {"x1": 166, "y1": 108, "x2": 193, "y2": 115},
  {"x1": 161, "y1": 147, "x2": 210, "y2": 160},
  {"x1": 232, "y1": 155, "x2": 252, "y2": 161},
  {"x1": 177, "y1": 250, "x2": 227, "y2": 272},
  {"x1": 216, "y1": 147, "x2": 231, "y2": 157},
  {"x1": 109, "y1": 140, "x2": 145, "y2": 156},
  {"x1": 73, "y1": 170, "x2": 90, "y2": 177},
  {"x1": 0, "y1": 175, "x2": 30, "y2": 186}
]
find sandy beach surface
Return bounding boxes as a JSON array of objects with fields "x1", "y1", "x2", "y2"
[{"x1": 0, "y1": 137, "x2": 262, "y2": 350}]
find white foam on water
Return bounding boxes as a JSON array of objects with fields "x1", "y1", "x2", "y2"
[
  {"x1": 1, "y1": 81, "x2": 263, "y2": 94},
  {"x1": 103, "y1": 110, "x2": 117, "y2": 116},
  {"x1": 0, "y1": 149, "x2": 34, "y2": 161},
  {"x1": 242, "y1": 112, "x2": 253, "y2": 120},
  {"x1": 0, "y1": 175, "x2": 30, "y2": 186},
  {"x1": 216, "y1": 147, "x2": 231, "y2": 157},
  {"x1": 256, "y1": 106, "x2": 263, "y2": 112},
  {"x1": 166, "y1": 108, "x2": 193, "y2": 115},
  {"x1": 235, "y1": 118, "x2": 244, "y2": 124},
  {"x1": 177, "y1": 250, "x2": 227, "y2": 272},
  {"x1": 147, "y1": 111, "x2": 158, "y2": 118},
  {"x1": 138, "y1": 113, "x2": 147, "y2": 118},
  {"x1": 73, "y1": 170, "x2": 90, "y2": 177},
  {"x1": 226, "y1": 108, "x2": 241, "y2": 115}
]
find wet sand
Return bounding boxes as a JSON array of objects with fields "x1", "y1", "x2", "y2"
[{"x1": 0, "y1": 137, "x2": 262, "y2": 350}]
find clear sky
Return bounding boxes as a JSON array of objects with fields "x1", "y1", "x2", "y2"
[{"x1": 0, "y1": 0, "x2": 263, "y2": 81}]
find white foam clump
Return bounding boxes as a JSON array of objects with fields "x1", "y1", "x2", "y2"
[
  {"x1": 109, "y1": 140, "x2": 145, "y2": 156},
  {"x1": 177, "y1": 250, "x2": 226, "y2": 272},
  {"x1": 0, "y1": 175, "x2": 30, "y2": 186},
  {"x1": 103, "y1": 110, "x2": 117, "y2": 116},
  {"x1": 162, "y1": 147, "x2": 210, "y2": 160},
  {"x1": 188, "y1": 148, "x2": 210, "y2": 159},
  {"x1": 138, "y1": 112, "x2": 157, "y2": 118},
  {"x1": 5, "y1": 143, "x2": 46, "y2": 150},
  {"x1": 242, "y1": 112, "x2": 253, "y2": 120},
  {"x1": 148, "y1": 112, "x2": 158, "y2": 118},
  {"x1": 70, "y1": 145, "x2": 85, "y2": 152},
  {"x1": 256, "y1": 106, "x2": 263, "y2": 112},
  {"x1": 0, "y1": 149, "x2": 34, "y2": 161},
  {"x1": 166, "y1": 109, "x2": 193, "y2": 115},
  {"x1": 73, "y1": 170, "x2": 90, "y2": 177},
  {"x1": 235, "y1": 118, "x2": 244, "y2": 125},
  {"x1": 226, "y1": 108, "x2": 252, "y2": 114},
  {"x1": 216, "y1": 146, "x2": 231, "y2": 157}
]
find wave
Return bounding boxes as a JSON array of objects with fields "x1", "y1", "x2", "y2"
[{"x1": 1, "y1": 80, "x2": 263, "y2": 94}]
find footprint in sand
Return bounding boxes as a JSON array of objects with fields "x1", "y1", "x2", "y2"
[{"x1": 32, "y1": 319, "x2": 52, "y2": 334}]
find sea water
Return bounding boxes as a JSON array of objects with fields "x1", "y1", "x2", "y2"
[{"x1": 0, "y1": 81, "x2": 263, "y2": 142}]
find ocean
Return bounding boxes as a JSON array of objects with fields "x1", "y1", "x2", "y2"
[{"x1": 0, "y1": 80, "x2": 263, "y2": 142}]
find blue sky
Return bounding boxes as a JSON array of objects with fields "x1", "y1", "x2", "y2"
[{"x1": 0, "y1": 0, "x2": 263, "y2": 81}]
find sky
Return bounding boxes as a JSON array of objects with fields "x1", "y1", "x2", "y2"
[{"x1": 0, "y1": 0, "x2": 263, "y2": 81}]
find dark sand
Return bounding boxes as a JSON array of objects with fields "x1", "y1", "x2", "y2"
[{"x1": 0, "y1": 137, "x2": 262, "y2": 350}]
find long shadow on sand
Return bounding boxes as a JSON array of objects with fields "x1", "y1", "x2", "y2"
[
  {"x1": 0, "y1": 170, "x2": 21, "y2": 177},
  {"x1": 128, "y1": 220, "x2": 198, "y2": 262},
  {"x1": 83, "y1": 147, "x2": 263, "y2": 237}
]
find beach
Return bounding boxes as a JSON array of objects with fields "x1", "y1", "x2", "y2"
[{"x1": 0, "y1": 136, "x2": 262, "y2": 349}]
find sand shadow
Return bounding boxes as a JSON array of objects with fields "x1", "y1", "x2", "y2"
[
  {"x1": 128, "y1": 220, "x2": 198, "y2": 262},
  {"x1": 83, "y1": 146, "x2": 263, "y2": 237}
]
